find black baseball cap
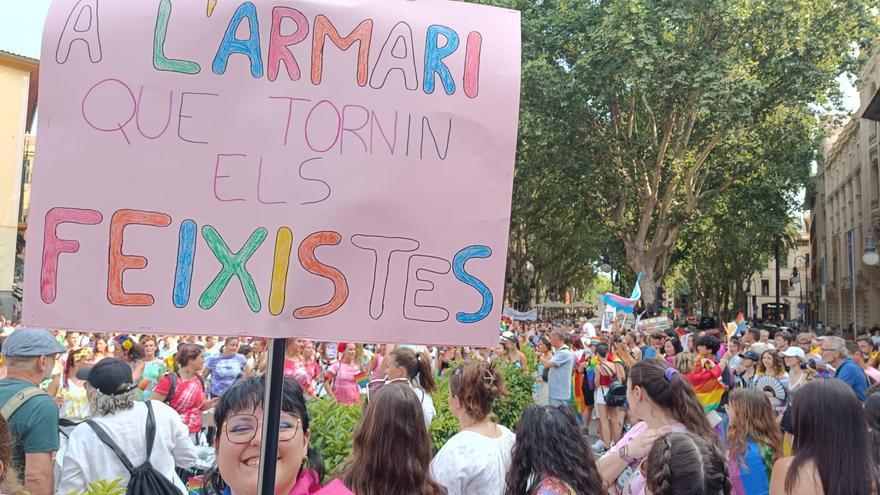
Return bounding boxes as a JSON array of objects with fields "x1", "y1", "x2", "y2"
[
  {"x1": 76, "y1": 358, "x2": 137, "y2": 396},
  {"x1": 738, "y1": 350, "x2": 760, "y2": 362}
]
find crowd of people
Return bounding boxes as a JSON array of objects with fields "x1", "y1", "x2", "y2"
[{"x1": 0, "y1": 315, "x2": 879, "y2": 494}]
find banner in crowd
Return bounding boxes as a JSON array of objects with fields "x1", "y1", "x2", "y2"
[
  {"x1": 501, "y1": 307, "x2": 537, "y2": 321},
  {"x1": 22, "y1": 0, "x2": 521, "y2": 346},
  {"x1": 601, "y1": 305, "x2": 615, "y2": 333}
]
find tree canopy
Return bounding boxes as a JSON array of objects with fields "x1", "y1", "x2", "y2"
[{"x1": 499, "y1": 0, "x2": 879, "y2": 310}]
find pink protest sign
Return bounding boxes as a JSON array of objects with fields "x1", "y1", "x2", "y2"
[{"x1": 22, "y1": 0, "x2": 520, "y2": 346}]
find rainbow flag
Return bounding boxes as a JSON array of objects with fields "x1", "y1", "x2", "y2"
[
  {"x1": 354, "y1": 369, "x2": 370, "y2": 388},
  {"x1": 685, "y1": 363, "x2": 727, "y2": 412},
  {"x1": 736, "y1": 312, "x2": 747, "y2": 334},
  {"x1": 571, "y1": 372, "x2": 585, "y2": 413},
  {"x1": 137, "y1": 378, "x2": 152, "y2": 392},
  {"x1": 187, "y1": 475, "x2": 205, "y2": 495}
]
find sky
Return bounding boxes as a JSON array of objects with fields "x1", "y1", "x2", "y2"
[{"x1": 0, "y1": 0, "x2": 864, "y2": 113}]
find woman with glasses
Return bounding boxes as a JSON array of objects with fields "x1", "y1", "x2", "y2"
[
  {"x1": 205, "y1": 376, "x2": 339, "y2": 495},
  {"x1": 430, "y1": 360, "x2": 514, "y2": 495},
  {"x1": 339, "y1": 382, "x2": 445, "y2": 495}
]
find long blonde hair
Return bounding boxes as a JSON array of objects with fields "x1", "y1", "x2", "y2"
[{"x1": 727, "y1": 388, "x2": 782, "y2": 466}]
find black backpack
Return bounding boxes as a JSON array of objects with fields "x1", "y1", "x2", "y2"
[
  {"x1": 86, "y1": 401, "x2": 181, "y2": 495},
  {"x1": 163, "y1": 372, "x2": 206, "y2": 404}
]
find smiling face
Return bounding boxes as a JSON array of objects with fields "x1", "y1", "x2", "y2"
[
  {"x1": 224, "y1": 338, "x2": 240, "y2": 356},
  {"x1": 216, "y1": 406, "x2": 310, "y2": 495},
  {"x1": 784, "y1": 355, "x2": 800, "y2": 370},
  {"x1": 859, "y1": 340, "x2": 873, "y2": 357},
  {"x1": 761, "y1": 352, "x2": 774, "y2": 371},
  {"x1": 663, "y1": 340, "x2": 675, "y2": 356}
]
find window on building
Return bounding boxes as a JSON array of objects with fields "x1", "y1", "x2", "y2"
[
  {"x1": 779, "y1": 256, "x2": 788, "y2": 269},
  {"x1": 781, "y1": 280, "x2": 789, "y2": 296},
  {"x1": 761, "y1": 279, "x2": 770, "y2": 297}
]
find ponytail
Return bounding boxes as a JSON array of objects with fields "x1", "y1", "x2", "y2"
[
  {"x1": 629, "y1": 360, "x2": 717, "y2": 446},
  {"x1": 390, "y1": 348, "x2": 437, "y2": 395},
  {"x1": 415, "y1": 350, "x2": 436, "y2": 394}
]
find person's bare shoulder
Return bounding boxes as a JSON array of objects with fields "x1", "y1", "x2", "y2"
[{"x1": 770, "y1": 457, "x2": 824, "y2": 495}]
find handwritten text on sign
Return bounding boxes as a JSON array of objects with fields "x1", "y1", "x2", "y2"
[{"x1": 23, "y1": 0, "x2": 521, "y2": 345}]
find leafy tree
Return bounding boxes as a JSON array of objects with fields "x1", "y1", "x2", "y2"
[
  {"x1": 672, "y1": 104, "x2": 816, "y2": 317},
  {"x1": 516, "y1": 0, "x2": 878, "y2": 306}
]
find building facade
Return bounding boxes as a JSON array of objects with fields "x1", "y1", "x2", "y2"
[
  {"x1": 809, "y1": 47, "x2": 880, "y2": 334},
  {"x1": 0, "y1": 51, "x2": 38, "y2": 319},
  {"x1": 746, "y1": 217, "x2": 811, "y2": 323}
]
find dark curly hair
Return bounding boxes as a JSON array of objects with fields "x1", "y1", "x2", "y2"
[
  {"x1": 645, "y1": 431, "x2": 730, "y2": 495},
  {"x1": 504, "y1": 405, "x2": 605, "y2": 495}
]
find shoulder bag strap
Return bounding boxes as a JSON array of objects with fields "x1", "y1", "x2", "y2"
[
  {"x1": 87, "y1": 419, "x2": 137, "y2": 474},
  {"x1": 0, "y1": 386, "x2": 48, "y2": 421},
  {"x1": 145, "y1": 401, "x2": 157, "y2": 459}
]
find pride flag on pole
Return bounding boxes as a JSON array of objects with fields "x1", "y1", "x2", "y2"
[{"x1": 601, "y1": 273, "x2": 643, "y2": 314}]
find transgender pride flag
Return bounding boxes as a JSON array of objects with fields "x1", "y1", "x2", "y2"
[{"x1": 601, "y1": 273, "x2": 643, "y2": 314}]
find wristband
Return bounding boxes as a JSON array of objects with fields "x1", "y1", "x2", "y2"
[{"x1": 618, "y1": 445, "x2": 636, "y2": 464}]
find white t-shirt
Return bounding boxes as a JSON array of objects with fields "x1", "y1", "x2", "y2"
[
  {"x1": 57, "y1": 401, "x2": 198, "y2": 495},
  {"x1": 413, "y1": 387, "x2": 436, "y2": 426},
  {"x1": 583, "y1": 322, "x2": 597, "y2": 338},
  {"x1": 430, "y1": 425, "x2": 516, "y2": 495}
]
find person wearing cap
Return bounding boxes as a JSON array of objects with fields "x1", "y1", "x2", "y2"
[
  {"x1": 0, "y1": 327, "x2": 66, "y2": 495},
  {"x1": 734, "y1": 350, "x2": 760, "y2": 388},
  {"x1": 499, "y1": 332, "x2": 528, "y2": 370},
  {"x1": 780, "y1": 346, "x2": 815, "y2": 393},
  {"x1": 56, "y1": 358, "x2": 197, "y2": 494}
]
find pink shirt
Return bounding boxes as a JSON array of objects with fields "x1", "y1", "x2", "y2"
[{"x1": 327, "y1": 361, "x2": 360, "y2": 404}]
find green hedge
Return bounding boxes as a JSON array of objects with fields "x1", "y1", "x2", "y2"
[{"x1": 308, "y1": 358, "x2": 535, "y2": 475}]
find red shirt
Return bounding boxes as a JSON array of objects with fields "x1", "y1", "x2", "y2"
[{"x1": 153, "y1": 374, "x2": 204, "y2": 434}]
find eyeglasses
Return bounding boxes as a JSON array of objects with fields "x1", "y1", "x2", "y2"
[
  {"x1": 365, "y1": 377, "x2": 411, "y2": 403},
  {"x1": 224, "y1": 413, "x2": 300, "y2": 444}
]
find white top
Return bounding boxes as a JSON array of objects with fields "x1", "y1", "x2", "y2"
[
  {"x1": 56, "y1": 400, "x2": 198, "y2": 495},
  {"x1": 583, "y1": 322, "x2": 597, "y2": 338},
  {"x1": 430, "y1": 425, "x2": 516, "y2": 495},
  {"x1": 413, "y1": 387, "x2": 436, "y2": 426}
]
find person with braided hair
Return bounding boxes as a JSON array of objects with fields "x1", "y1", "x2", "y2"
[
  {"x1": 643, "y1": 431, "x2": 731, "y2": 495},
  {"x1": 597, "y1": 359, "x2": 718, "y2": 495}
]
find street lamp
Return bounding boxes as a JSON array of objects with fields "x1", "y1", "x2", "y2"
[
  {"x1": 791, "y1": 255, "x2": 809, "y2": 327},
  {"x1": 864, "y1": 230, "x2": 879, "y2": 266},
  {"x1": 600, "y1": 250, "x2": 612, "y2": 273}
]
